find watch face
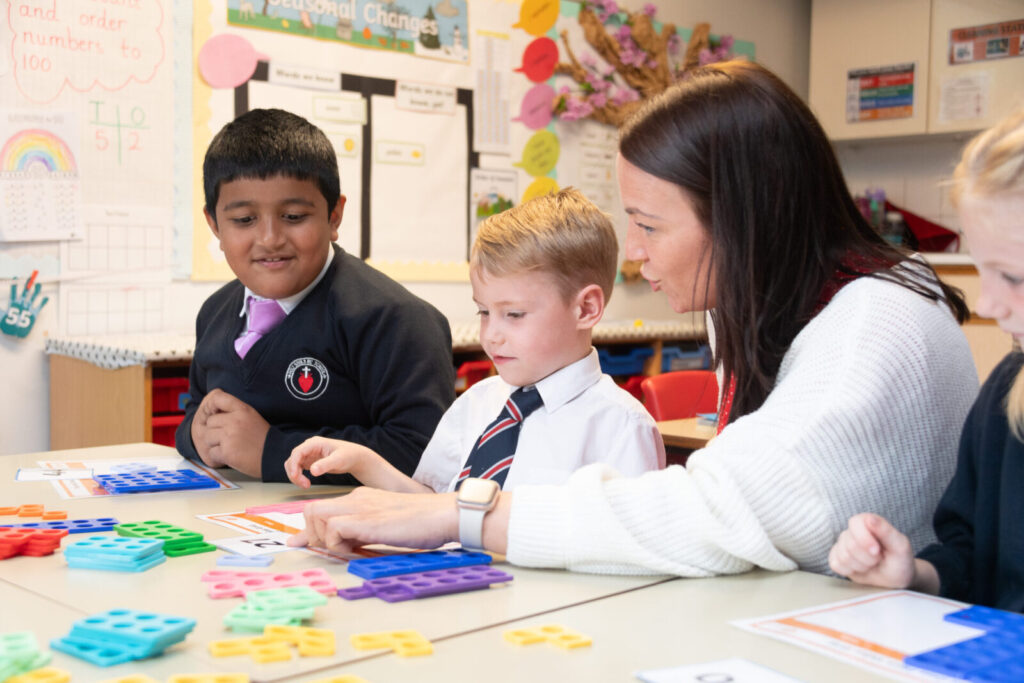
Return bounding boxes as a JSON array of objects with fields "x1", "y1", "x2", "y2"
[{"x1": 459, "y1": 478, "x2": 499, "y2": 506}]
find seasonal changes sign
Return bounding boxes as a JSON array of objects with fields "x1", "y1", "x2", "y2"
[{"x1": 227, "y1": 0, "x2": 469, "y2": 63}]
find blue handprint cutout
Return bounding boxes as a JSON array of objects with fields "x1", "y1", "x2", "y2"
[{"x1": 2, "y1": 271, "x2": 48, "y2": 338}]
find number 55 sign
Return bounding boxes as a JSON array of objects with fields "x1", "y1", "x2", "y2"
[{"x1": 2, "y1": 270, "x2": 48, "y2": 339}]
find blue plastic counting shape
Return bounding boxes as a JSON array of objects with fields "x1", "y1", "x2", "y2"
[
  {"x1": 216, "y1": 554, "x2": 274, "y2": 567},
  {"x1": 347, "y1": 549, "x2": 492, "y2": 579},
  {"x1": 109, "y1": 462, "x2": 158, "y2": 474},
  {"x1": 94, "y1": 470, "x2": 219, "y2": 495},
  {"x1": 0, "y1": 518, "x2": 118, "y2": 533},
  {"x1": 904, "y1": 606, "x2": 1024, "y2": 680},
  {"x1": 944, "y1": 605, "x2": 1024, "y2": 631},
  {"x1": 338, "y1": 565, "x2": 514, "y2": 603}
]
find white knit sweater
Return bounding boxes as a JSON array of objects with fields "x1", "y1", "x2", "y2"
[{"x1": 507, "y1": 276, "x2": 979, "y2": 576}]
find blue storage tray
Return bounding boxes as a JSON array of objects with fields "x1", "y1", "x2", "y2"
[{"x1": 597, "y1": 347, "x2": 654, "y2": 376}]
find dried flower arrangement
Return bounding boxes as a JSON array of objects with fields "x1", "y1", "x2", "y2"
[{"x1": 552, "y1": 1, "x2": 736, "y2": 126}]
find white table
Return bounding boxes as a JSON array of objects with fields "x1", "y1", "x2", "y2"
[{"x1": 0, "y1": 444, "x2": 682, "y2": 682}]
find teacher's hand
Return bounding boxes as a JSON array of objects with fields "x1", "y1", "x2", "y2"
[{"x1": 287, "y1": 488, "x2": 460, "y2": 555}]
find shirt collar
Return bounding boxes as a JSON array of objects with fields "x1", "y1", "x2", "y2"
[
  {"x1": 239, "y1": 247, "x2": 334, "y2": 317},
  {"x1": 504, "y1": 347, "x2": 602, "y2": 413}
]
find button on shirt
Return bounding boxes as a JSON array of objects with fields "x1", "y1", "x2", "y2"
[{"x1": 412, "y1": 348, "x2": 666, "y2": 492}]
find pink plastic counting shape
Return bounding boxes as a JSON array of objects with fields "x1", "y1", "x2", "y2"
[{"x1": 201, "y1": 568, "x2": 337, "y2": 599}]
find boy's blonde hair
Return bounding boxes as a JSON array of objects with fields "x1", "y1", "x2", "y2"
[
  {"x1": 470, "y1": 188, "x2": 618, "y2": 302},
  {"x1": 952, "y1": 108, "x2": 1024, "y2": 440}
]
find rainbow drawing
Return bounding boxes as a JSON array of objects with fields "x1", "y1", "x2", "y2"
[{"x1": 1, "y1": 129, "x2": 77, "y2": 173}]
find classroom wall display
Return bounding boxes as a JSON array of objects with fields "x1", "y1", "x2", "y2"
[
  {"x1": 191, "y1": 0, "x2": 481, "y2": 282},
  {"x1": 1, "y1": 0, "x2": 180, "y2": 335},
  {"x1": 225, "y1": 0, "x2": 470, "y2": 64}
]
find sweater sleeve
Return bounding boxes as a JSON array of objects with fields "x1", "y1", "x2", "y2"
[
  {"x1": 915, "y1": 416, "x2": 978, "y2": 601},
  {"x1": 507, "y1": 278, "x2": 977, "y2": 577},
  {"x1": 916, "y1": 352, "x2": 1021, "y2": 601},
  {"x1": 260, "y1": 300, "x2": 455, "y2": 484}
]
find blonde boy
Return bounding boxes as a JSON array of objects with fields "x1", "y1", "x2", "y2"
[{"x1": 285, "y1": 188, "x2": 665, "y2": 492}]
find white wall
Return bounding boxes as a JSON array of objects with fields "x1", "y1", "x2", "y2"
[
  {"x1": 0, "y1": 0, "x2": 812, "y2": 455},
  {"x1": 835, "y1": 134, "x2": 975, "y2": 244}
]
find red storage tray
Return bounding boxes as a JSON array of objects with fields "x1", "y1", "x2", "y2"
[
  {"x1": 152, "y1": 377, "x2": 189, "y2": 413},
  {"x1": 151, "y1": 414, "x2": 185, "y2": 447}
]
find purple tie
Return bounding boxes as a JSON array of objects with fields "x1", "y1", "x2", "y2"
[{"x1": 235, "y1": 297, "x2": 286, "y2": 358}]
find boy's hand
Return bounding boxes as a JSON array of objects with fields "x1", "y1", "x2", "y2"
[
  {"x1": 285, "y1": 437, "x2": 369, "y2": 488},
  {"x1": 829, "y1": 513, "x2": 917, "y2": 589},
  {"x1": 286, "y1": 488, "x2": 459, "y2": 554},
  {"x1": 191, "y1": 389, "x2": 269, "y2": 478}
]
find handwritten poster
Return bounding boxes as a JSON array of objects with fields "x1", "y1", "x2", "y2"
[
  {"x1": 0, "y1": 109, "x2": 81, "y2": 242},
  {"x1": 2, "y1": 0, "x2": 176, "y2": 332}
]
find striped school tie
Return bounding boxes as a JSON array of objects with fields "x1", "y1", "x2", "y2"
[{"x1": 456, "y1": 387, "x2": 544, "y2": 489}]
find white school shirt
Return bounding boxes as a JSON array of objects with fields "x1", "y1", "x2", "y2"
[
  {"x1": 237, "y1": 249, "x2": 333, "y2": 327},
  {"x1": 412, "y1": 348, "x2": 666, "y2": 492}
]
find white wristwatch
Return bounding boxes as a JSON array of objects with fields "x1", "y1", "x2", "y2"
[{"x1": 457, "y1": 478, "x2": 500, "y2": 550}]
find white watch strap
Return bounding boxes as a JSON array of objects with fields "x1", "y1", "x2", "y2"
[{"x1": 459, "y1": 506, "x2": 486, "y2": 550}]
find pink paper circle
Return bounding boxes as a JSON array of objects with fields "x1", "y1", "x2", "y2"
[
  {"x1": 514, "y1": 84, "x2": 555, "y2": 130},
  {"x1": 198, "y1": 34, "x2": 262, "y2": 89}
]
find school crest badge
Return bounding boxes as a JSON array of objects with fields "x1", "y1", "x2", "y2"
[{"x1": 285, "y1": 357, "x2": 329, "y2": 400}]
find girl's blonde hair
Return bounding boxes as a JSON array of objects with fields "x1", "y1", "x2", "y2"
[{"x1": 953, "y1": 109, "x2": 1024, "y2": 439}]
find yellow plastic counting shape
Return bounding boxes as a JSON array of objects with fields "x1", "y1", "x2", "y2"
[
  {"x1": 263, "y1": 624, "x2": 336, "y2": 656},
  {"x1": 167, "y1": 675, "x2": 249, "y2": 683},
  {"x1": 97, "y1": 676, "x2": 160, "y2": 683},
  {"x1": 304, "y1": 677, "x2": 370, "y2": 683},
  {"x1": 208, "y1": 637, "x2": 259, "y2": 657},
  {"x1": 350, "y1": 629, "x2": 433, "y2": 657},
  {"x1": 250, "y1": 641, "x2": 292, "y2": 664},
  {"x1": 7, "y1": 667, "x2": 71, "y2": 683},
  {"x1": 502, "y1": 624, "x2": 592, "y2": 649}
]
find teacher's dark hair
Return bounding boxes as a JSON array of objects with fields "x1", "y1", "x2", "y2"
[{"x1": 618, "y1": 60, "x2": 968, "y2": 421}]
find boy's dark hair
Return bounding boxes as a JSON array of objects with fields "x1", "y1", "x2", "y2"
[
  {"x1": 203, "y1": 108, "x2": 341, "y2": 216},
  {"x1": 619, "y1": 60, "x2": 968, "y2": 423}
]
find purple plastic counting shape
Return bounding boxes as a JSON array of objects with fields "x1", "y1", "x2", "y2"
[
  {"x1": 338, "y1": 565, "x2": 514, "y2": 603},
  {"x1": 336, "y1": 585, "x2": 376, "y2": 600}
]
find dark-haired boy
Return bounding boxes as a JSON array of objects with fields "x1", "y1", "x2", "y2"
[{"x1": 176, "y1": 108, "x2": 454, "y2": 484}]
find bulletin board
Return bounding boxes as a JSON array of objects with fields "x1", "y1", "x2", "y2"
[{"x1": 0, "y1": 0, "x2": 755, "y2": 331}]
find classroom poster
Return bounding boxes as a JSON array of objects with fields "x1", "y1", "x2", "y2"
[
  {"x1": 949, "y1": 18, "x2": 1024, "y2": 64},
  {"x1": 845, "y1": 63, "x2": 916, "y2": 123},
  {"x1": 226, "y1": 0, "x2": 470, "y2": 63},
  {"x1": 0, "y1": 109, "x2": 82, "y2": 242}
]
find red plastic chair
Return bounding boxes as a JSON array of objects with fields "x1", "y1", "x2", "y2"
[{"x1": 640, "y1": 370, "x2": 719, "y2": 421}]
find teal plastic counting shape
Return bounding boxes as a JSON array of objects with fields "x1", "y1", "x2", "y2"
[
  {"x1": 67, "y1": 609, "x2": 196, "y2": 657},
  {"x1": 50, "y1": 635, "x2": 136, "y2": 667},
  {"x1": 65, "y1": 536, "x2": 164, "y2": 560}
]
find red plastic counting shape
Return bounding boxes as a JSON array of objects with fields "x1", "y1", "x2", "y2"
[{"x1": 0, "y1": 527, "x2": 68, "y2": 559}]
